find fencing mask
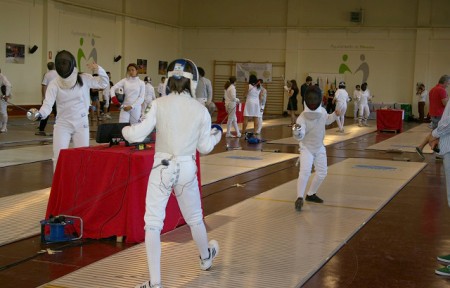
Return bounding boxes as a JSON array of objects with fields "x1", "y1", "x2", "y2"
[
  {"x1": 304, "y1": 85, "x2": 322, "y2": 111},
  {"x1": 55, "y1": 50, "x2": 76, "y2": 79}
]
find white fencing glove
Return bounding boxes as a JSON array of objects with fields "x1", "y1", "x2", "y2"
[
  {"x1": 27, "y1": 108, "x2": 42, "y2": 121},
  {"x1": 292, "y1": 123, "x2": 304, "y2": 141}
]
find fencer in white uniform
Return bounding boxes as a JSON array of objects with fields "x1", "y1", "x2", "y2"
[
  {"x1": 352, "y1": 85, "x2": 361, "y2": 120},
  {"x1": 142, "y1": 76, "x2": 156, "y2": 116},
  {"x1": 357, "y1": 82, "x2": 373, "y2": 126},
  {"x1": 292, "y1": 85, "x2": 339, "y2": 211},
  {"x1": 257, "y1": 79, "x2": 267, "y2": 134},
  {"x1": 122, "y1": 59, "x2": 221, "y2": 288},
  {"x1": 224, "y1": 76, "x2": 241, "y2": 138},
  {"x1": 30, "y1": 50, "x2": 108, "y2": 171},
  {"x1": 110, "y1": 63, "x2": 145, "y2": 124},
  {"x1": 101, "y1": 78, "x2": 112, "y2": 119},
  {"x1": 0, "y1": 69, "x2": 12, "y2": 133},
  {"x1": 242, "y1": 75, "x2": 262, "y2": 135},
  {"x1": 333, "y1": 81, "x2": 350, "y2": 132}
]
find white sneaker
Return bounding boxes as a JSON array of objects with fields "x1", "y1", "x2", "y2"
[
  {"x1": 200, "y1": 240, "x2": 219, "y2": 271},
  {"x1": 134, "y1": 281, "x2": 162, "y2": 288},
  {"x1": 226, "y1": 134, "x2": 236, "y2": 138},
  {"x1": 0, "y1": 126, "x2": 7, "y2": 133},
  {"x1": 237, "y1": 133, "x2": 242, "y2": 138}
]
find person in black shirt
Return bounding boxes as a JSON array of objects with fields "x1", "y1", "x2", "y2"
[
  {"x1": 326, "y1": 83, "x2": 336, "y2": 113},
  {"x1": 300, "y1": 76, "x2": 312, "y2": 110}
]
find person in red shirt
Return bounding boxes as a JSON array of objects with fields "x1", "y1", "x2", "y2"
[
  {"x1": 429, "y1": 75, "x2": 449, "y2": 129},
  {"x1": 416, "y1": 75, "x2": 449, "y2": 159}
]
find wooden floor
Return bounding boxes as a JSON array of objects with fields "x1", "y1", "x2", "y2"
[{"x1": 1, "y1": 116, "x2": 450, "y2": 287}]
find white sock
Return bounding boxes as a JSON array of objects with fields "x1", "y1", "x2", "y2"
[
  {"x1": 190, "y1": 222, "x2": 209, "y2": 259},
  {"x1": 145, "y1": 229, "x2": 161, "y2": 285}
]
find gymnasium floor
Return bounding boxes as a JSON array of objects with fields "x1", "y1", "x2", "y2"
[{"x1": 1, "y1": 114, "x2": 450, "y2": 287}]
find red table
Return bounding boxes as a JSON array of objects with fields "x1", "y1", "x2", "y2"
[
  {"x1": 215, "y1": 102, "x2": 245, "y2": 124},
  {"x1": 46, "y1": 144, "x2": 201, "y2": 243},
  {"x1": 376, "y1": 109, "x2": 403, "y2": 133}
]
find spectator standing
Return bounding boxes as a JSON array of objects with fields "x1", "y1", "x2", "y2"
[
  {"x1": 326, "y1": 83, "x2": 336, "y2": 113},
  {"x1": 300, "y1": 76, "x2": 313, "y2": 110},
  {"x1": 428, "y1": 75, "x2": 449, "y2": 129},
  {"x1": 416, "y1": 75, "x2": 449, "y2": 158},
  {"x1": 416, "y1": 83, "x2": 428, "y2": 123},
  {"x1": 286, "y1": 79, "x2": 299, "y2": 126}
]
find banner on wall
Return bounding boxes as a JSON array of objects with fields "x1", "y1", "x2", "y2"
[{"x1": 236, "y1": 63, "x2": 272, "y2": 83}]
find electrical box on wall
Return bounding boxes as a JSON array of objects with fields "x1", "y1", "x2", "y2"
[{"x1": 350, "y1": 10, "x2": 363, "y2": 23}]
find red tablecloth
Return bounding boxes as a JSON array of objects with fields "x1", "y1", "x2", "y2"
[
  {"x1": 215, "y1": 102, "x2": 245, "y2": 124},
  {"x1": 46, "y1": 144, "x2": 201, "y2": 243},
  {"x1": 376, "y1": 109, "x2": 403, "y2": 132}
]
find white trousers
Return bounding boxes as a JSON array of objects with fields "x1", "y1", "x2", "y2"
[
  {"x1": 297, "y1": 145, "x2": 327, "y2": 198},
  {"x1": 119, "y1": 106, "x2": 142, "y2": 124},
  {"x1": 0, "y1": 100, "x2": 7, "y2": 128},
  {"x1": 257, "y1": 111, "x2": 264, "y2": 134},
  {"x1": 144, "y1": 152, "x2": 204, "y2": 230},
  {"x1": 226, "y1": 102, "x2": 240, "y2": 135},
  {"x1": 358, "y1": 103, "x2": 370, "y2": 121},
  {"x1": 144, "y1": 153, "x2": 209, "y2": 285},
  {"x1": 336, "y1": 104, "x2": 347, "y2": 130},
  {"x1": 353, "y1": 102, "x2": 359, "y2": 119},
  {"x1": 52, "y1": 119, "x2": 89, "y2": 171},
  {"x1": 196, "y1": 98, "x2": 207, "y2": 105}
]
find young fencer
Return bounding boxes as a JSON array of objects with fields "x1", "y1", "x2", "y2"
[
  {"x1": 357, "y1": 82, "x2": 374, "y2": 127},
  {"x1": 110, "y1": 63, "x2": 145, "y2": 124},
  {"x1": 0, "y1": 69, "x2": 12, "y2": 133},
  {"x1": 352, "y1": 84, "x2": 361, "y2": 121},
  {"x1": 142, "y1": 76, "x2": 156, "y2": 116},
  {"x1": 121, "y1": 59, "x2": 222, "y2": 288},
  {"x1": 224, "y1": 76, "x2": 241, "y2": 138},
  {"x1": 333, "y1": 81, "x2": 350, "y2": 133},
  {"x1": 292, "y1": 85, "x2": 340, "y2": 211},
  {"x1": 28, "y1": 50, "x2": 108, "y2": 171},
  {"x1": 257, "y1": 79, "x2": 267, "y2": 134}
]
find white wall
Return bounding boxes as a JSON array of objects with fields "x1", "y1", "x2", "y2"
[
  {"x1": 0, "y1": 0, "x2": 182, "y2": 105},
  {"x1": 0, "y1": 0, "x2": 44, "y2": 104},
  {"x1": 0, "y1": 0, "x2": 449, "y2": 114},
  {"x1": 180, "y1": 0, "x2": 450, "y2": 116}
]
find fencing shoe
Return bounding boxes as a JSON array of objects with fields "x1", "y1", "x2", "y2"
[
  {"x1": 295, "y1": 197, "x2": 304, "y2": 211},
  {"x1": 134, "y1": 281, "x2": 162, "y2": 288},
  {"x1": 305, "y1": 194, "x2": 324, "y2": 203},
  {"x1": 200, "y1": 240, "x2": 219, "y2": 271}
]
